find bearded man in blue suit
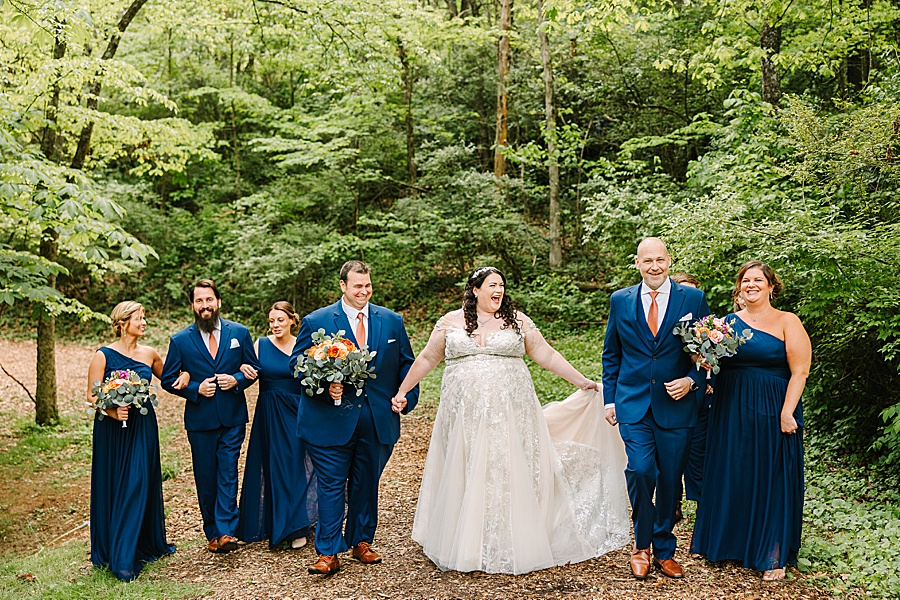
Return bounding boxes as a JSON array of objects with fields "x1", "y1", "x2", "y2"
[
  {"x1": 602, "y1": 238, "x2": 710, "y2": 580},
  {"x1": 161, "y1": 279, "x2": 260, "y2": 553},
  {"x1": 290, "y1": 260, "x2": 418, "y2": 575}
]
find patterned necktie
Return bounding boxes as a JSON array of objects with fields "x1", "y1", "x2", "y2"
[
  {"x1": 648, "y1": 291, "x2": 660, "y2": 336},
  {"x1": 208, "y1": 331, "x2": 218, "y2": 358},
  {"x1": 356, "y1": 313, "x2": 366, "y2": 348}
]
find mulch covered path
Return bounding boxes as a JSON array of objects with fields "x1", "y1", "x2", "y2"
[{"x1": 0, "y1": 340, "x2": 832, "y2": 599}]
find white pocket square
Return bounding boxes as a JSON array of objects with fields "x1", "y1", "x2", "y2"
[
  {"x1": 387, "y1": 338, "x2": 396, "y2": 343},
  {"x1": 679, "y1": 313, "x2": 693, "y2": 322},
  {"x1": 230, "y1": 338, "x2": 241, "y2": 349}
]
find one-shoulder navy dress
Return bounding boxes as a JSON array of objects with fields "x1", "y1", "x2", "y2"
[
  {"x1": 90, "y1": 347, "x2": 174, "y2": 581},
  {"x1": 690, "y1": 315, "x2": 804, "y2": 571},
  {"x1": 237, "y1": 337, "x2": 317, "y2": 547}
]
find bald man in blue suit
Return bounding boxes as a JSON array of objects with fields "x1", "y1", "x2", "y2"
[
  {"x1": 602, "y1": 238, "x2": 710, "y2": 581},
  {"x1": 291, "y1": 260, "x2": 418, "y2": 575}
]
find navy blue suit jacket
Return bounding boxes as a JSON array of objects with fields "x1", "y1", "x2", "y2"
[
  {"x1": 289, "y1": 301, "x2": 418, "y2": 447},
  {"x1": 602, "y1": 279, "x2": 711, "y2": 429},
  {"x1": 161, "y1": 318, "x2": 260, "y2": 432}
]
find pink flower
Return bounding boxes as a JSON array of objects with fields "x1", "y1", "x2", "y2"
[{"x1": 709, "y1": 330, "x2": 724, "y2": 343}]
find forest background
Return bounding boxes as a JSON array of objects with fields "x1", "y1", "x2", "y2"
[{"x1": 2, "y1": 0, "x2": 900, "y2": 596}]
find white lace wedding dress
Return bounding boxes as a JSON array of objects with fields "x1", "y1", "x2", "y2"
[{"x1": 412, "y1": 324, "x2": 631, "y2": 574}]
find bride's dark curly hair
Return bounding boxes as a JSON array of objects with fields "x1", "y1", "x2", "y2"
[{"x1": 463, "y1": 266, "x2": 520, "y2": 336}]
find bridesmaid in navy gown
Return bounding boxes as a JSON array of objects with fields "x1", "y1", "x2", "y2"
[
  {"x1": 237, "y1": 301, "x2": 317, "y2": 549},
  {"x1": 691, "y1": 262, "x2": 811, "y2": 581},
  {"x1": 87, "y1": 301, "x2": 183, "y2": 581}
]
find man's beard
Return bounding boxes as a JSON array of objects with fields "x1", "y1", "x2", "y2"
[{"x1": 194, "y1": 307, "x2": 220, "y2": 334}]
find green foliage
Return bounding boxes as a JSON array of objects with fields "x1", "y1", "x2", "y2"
[
  {"x1": 0, "y1": 542, "x2": 203, "y2": 599},
  {"x1": 800, "y1": 446, "x2": 900, "y2": 598}
]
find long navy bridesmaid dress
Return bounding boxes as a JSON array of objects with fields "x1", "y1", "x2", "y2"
[
  {"x1": 90, "y1": 347, "x2": 175, "y2": 581},
  {"x1": 237, "y1": 337, "x2": 317, "y2": 548},
  {"x1": 691, "y1": 315, "x2": 804, "y2": 571}
]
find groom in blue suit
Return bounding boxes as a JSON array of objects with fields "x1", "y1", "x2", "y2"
[
  {"x1": 290, "y1": 260, "x2": 418, "y2": 575},
  {"x1": 161, "y1": 279, "x2": 260, "y2": 553},
  {"x1": 602, "y1": 238, "x2": 710, "y2": 580}
]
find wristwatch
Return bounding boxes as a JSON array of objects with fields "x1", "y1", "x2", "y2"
[{"x1": 688, "y1": 379, "x2": 699, "y2": 392}]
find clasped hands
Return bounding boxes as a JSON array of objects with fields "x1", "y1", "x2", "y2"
[{"x1": 199, "y1": 373, "x2": 239, "y2": 397}]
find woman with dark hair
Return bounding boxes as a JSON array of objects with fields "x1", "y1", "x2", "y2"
[
  {"x1": 691, "y1": 261, "x2": 811, "y2": 581},
  {"x1": 237, "y1": 301, "x2": 317, "y2": 549},
  {"x1": 391, "y1": 267, "x2": 630, "y2": 574},
  {"x1": 86, "y1": 301, "x2": 179, "y2": 580}
]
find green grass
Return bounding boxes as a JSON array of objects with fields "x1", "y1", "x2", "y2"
[
  {"x1": 0, "y1": 415, "x2": 93, "y2": 478},
  {"x1": 0, "y1": 542, "x2": 205, "y2": 600},
  {"x1": 158, "y1": 425, "x2": 182, "y2": 482}
]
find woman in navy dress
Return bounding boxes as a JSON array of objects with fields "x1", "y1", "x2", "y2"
[
  {"x1": 86, "y1": 301, "x2": 182, "y2": 581},
  {"x1": 237, "y1": 301, "x2": 317, "y2": 549},
  {"x1": 691, "y1": 262, "x2": 812, "y2": 581}
]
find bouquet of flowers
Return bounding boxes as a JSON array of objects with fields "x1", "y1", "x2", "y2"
[
  {"x1": 294, "y1": 328, "x2": 377, "y2": 406},
  {"x1": 91, "y1": 369, "x2": 158, "y2": 427},
  {"x1": 673, "y1": 315, "x2": 753, "y2": 378}
]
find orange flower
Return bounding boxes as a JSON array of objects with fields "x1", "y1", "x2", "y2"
[
  {"x1": 695, "y1": 326, "x2": 711, "y2": 338},
  {"x1": 327, "y1": 344, "x2": 342, "y2": 358},
  {"x1": 312, "y1": 347, "x2": 327, "y2": 361},
  {"x1": 341, "y1": 338, "x2": 356, "y2": 351}
]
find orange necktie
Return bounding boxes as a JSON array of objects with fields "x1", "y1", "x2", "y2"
[
  {"x1": 356, "y1": 313, "x2": 366, "y2": 347},
  {"x1": 648, "y1": 291, "x2": 660, "y2": 336},
  {"x1": 208, "y1": 332, "x2": 218, "y2": 358}
]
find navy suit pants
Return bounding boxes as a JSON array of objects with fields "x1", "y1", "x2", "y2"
[
  {"x1": 187, "y1": 424, "x2": 246, "y2": 541},
  {"x1": 618, "y1": 407, "x2": 691, "y2": 559},
  {"x1": 305, "y1": 400, "x2": 393, "y2": 556}
]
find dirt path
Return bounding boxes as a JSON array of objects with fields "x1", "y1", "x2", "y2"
[{"x1": 0, "y1": 340, "x2": 830, "y2": 599}]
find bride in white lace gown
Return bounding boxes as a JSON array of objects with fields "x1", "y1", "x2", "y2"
[{"x1": 390, "y1": 267, "x2": 630, "y2": 574}]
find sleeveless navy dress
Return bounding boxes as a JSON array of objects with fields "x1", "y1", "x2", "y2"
[
  {"x1": 690, "y1": 315, "x2": 804, "y2": 571},
  {"x1": 90, "y1": 347, "x2": 174, "y2": 580},
  {"x1": 237, "y1": 337, "x2": 317, "y2": 547}
]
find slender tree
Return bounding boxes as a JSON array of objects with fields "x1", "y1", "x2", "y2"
[
  {"x1": 494, "y1": 0, "x2": 512, "y2": 178},
  {"x1": 537, "y1": 0, "x2": 561, "y2": 268}
]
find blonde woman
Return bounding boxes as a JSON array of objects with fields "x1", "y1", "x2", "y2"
[{"x1": 86, "y1": 301, "x2": 184, "y2": 580}]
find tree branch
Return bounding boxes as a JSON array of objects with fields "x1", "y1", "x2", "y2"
[
  {"x1": 70, "y1": 0, "x2": 149, "y2": 171},
  {"x1": 0, "y1": 361, "x2": 36, "y2": 405}
]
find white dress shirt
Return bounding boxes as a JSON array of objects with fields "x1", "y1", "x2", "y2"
[
  {"x1": 341, "y1": 299, "x2": 369, "y2": 346},
  {"x1": 640, "y1": 277, "x2": 671, "y2": 333},
  {"x1": 199, "y1": 319, "x2": 222, "y2": 353}
]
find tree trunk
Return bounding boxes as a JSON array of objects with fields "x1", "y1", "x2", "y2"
[
  {"x1": 760, "y1": 20, "x2": 782, "y2": 106},
  {"x1": 71, "y1": 0, "x2": 150, "y2": 171},
  {"x1": 35, "y1": 231, "x2": 60, "y2": 426},
  {"x1": 33, "y1": 33, "x2": 67, "y2": 427},
  {"x1": 493, "y1": 0, "x2": 512, "y2": 179},
  {"x1": 538, "y1": 0, "x2": 561, "y2": 269},
  {"x1": 398, "y1": 42, "x2": 417, "y2": 189},
  {"x1": 231, "y1": 100, "x2": 242, "y2": 197}
]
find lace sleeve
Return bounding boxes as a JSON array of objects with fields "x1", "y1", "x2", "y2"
[
  {"x1": 517, "y1": 313, "x2": 539, "y2": 334},
  {"x1": 434, "y1": 315, "x2": 450, "y2": 332}
]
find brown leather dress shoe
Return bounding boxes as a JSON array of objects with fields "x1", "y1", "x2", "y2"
[
  {"x1": 308, "y1": 554, "x2": 340, "y2": 575},
  {"x1": 207, "y1": 537, "x2": 221, "y2": 553},
  {"x1": 630, "y1": 547, "x2": 651, "y2": 579},
  {"x1": 351, "y1": 541, "x2": 383, "y2": 564},
  {"x1": 654, "y1": 557, "x2": 684, "y2": 578},
  {"x1": 216, "y1": 535, "x2": 238, "y2": 553}
]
